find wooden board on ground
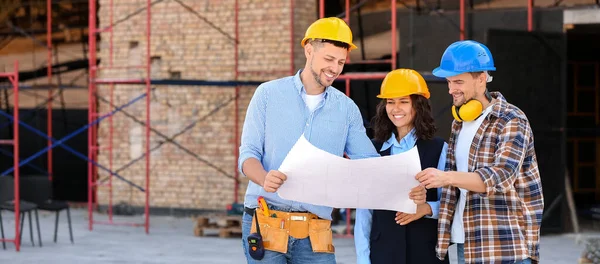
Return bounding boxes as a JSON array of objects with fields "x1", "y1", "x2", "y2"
[
  {"x1": 193, "y1": 215, "x2": 242, "y2": 238},
  {"x1": 194, "y1": 226, "x2": 243, "y2": 238}
]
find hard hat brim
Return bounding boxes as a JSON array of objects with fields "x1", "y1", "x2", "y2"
[
  {"x1": 376, "y1": 92, "x2": 430, "y2": 99},
  {"x1": 301, "y1": 38, "x2": 357, "y2": 50},
  {"x1": 433, "y1": 66, "x2": 497, "y2": 78},
  {"x1": 432, "y1": 67, "x2": 462, "y2": 78}
]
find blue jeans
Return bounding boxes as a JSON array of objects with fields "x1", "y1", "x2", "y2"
[
  {"x1": 455, "y1": 244, "x2": 531, "y2": 264},
  {"x1": 241, "y1": 212, "x2": 336, "y2": 264}
]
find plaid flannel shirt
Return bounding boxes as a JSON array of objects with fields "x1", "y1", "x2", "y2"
[{"x1": 436, "y1": 92, "x2": 544, "y2": 263}]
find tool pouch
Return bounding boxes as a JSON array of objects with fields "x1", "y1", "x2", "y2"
[
  {"x1": 288, "y1": 217, "x2": 309, "y2": 239},
  {"x1": 250, "y1": 212, "x2": 289, "y2": 254},
  {"x1": 308, "y1": 219, "x2": 335, "y2": 253}
]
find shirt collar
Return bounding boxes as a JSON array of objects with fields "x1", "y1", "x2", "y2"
[
  {"x1": 381, "y1": 128, "x2": 417, "y2": 152},
  {"x1": 488, "y1": 91, "x2": 508, "y2": 119},
  {"x1": 293, "y1": 69, "x2": 331, "y2": 97}
]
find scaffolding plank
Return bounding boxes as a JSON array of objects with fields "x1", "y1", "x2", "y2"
[
  {"x1": 0, "y1": 139, "x2": 14, "y2": 145},
  {"x1": 94, "y1": 78, "x2": 147, "y2": 84},
  {"x1": 93, "y1": 65, "x2": 147, "y2": 71}
]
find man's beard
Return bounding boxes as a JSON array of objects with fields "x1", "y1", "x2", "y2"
[
  {"x1": 453, "y1": 94, "x2": 479, "y2": 107},
  {"x1": 310, "y1": 61, "x2": 326, "y2": 88},
  {"x1": 453, "y1": 96, "x2": 466, "y2": 107}
]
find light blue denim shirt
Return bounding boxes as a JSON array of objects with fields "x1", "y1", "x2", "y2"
[
  {"x1": 238, "y1": 69, "x2": 380, "y2": 220},
  {"x1": 354, "y1": 128, "x2": 448, "y2": 264}
]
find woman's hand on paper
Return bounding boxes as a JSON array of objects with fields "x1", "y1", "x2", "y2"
[{"x1": 395, "y1": 203, "x2": 432, "y2": 225}]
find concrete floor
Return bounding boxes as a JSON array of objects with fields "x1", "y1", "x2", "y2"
[{"x1": 0, "y1": 208, "x2": 590, "y2": 263}]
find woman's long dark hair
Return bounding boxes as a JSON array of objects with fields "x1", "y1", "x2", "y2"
[{"x1": 371, "y1": 94, "x2": 437, "y2": 142}]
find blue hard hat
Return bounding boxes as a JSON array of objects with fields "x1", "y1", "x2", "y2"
[{"x1": 432, "y1": 40, "x2": 496, "y2": 78}]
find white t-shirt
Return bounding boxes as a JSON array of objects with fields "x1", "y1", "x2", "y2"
[
  {"x1": 450, "y1": 104, "x2": 493, "y2": 244},
  {"x1": 302, "y1": 92, "x2": 325, "y2": 112}
]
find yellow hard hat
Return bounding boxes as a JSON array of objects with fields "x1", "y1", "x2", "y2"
[
  {"x1": 377, "y1": 69, "x2": 431, "y2": 99},
  {"x1": 301, "y1": 17, "x2": 357, "y2": 50}
]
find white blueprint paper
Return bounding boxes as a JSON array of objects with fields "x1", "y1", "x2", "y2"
[{"x1": 277, "y1": 135, "x2": 422, "y2": 214}]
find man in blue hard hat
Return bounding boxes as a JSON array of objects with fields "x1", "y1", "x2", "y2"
[{"x1": 414, "y1": 40, "x2": 544, "y2": 264}]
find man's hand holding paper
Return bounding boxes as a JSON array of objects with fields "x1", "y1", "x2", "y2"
[{"x1": 263, "y1": 170, "x2": 288, "y2": 193}]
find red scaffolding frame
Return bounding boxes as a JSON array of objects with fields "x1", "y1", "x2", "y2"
[
  {"x1": 1, "y1": 0, "x2": 79, "y2": 189},
  {"x1": 87, "y1": 0, "x2": 152, "y2": 233},
  {"x1": 0, "y1": 61, "x2": 21, "y2": 251},
  {"x1": 85, "y1": 0, "x2": 294, "y2": 233},
  {"x1": 46, "y1": 0, "x2": 53, "y2": 182}
]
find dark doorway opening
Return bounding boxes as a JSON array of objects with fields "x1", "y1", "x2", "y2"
[
  {"x1": 565, "y1": 23, "x2": 600, "y2": 231},
  {"x1": 486, "y1": 28, "x2": 567, "y2": 234},
  {"x1": 0, "y1": 108, "x2": 89, "y2": 203}
]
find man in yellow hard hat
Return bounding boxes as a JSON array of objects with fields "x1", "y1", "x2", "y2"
[{"x1": 238, "y1": 17, "x2": 427, "y2": 263}]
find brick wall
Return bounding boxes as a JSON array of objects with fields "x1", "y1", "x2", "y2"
[{"x1": 94, "y1": 0, "x2": 316, "y2": 212}]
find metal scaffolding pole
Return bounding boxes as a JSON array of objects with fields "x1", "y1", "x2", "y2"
[
  {"x1": 88, "y1": 0, "x2": 152, "y2": 233},
  {"x1": 234, "y1": 0, "x2": 240, "y2": 204},
  {"x1": 528, "y1": 0, "x2": 534, "y2": 31},
  {"x1": 47, "y1": 0, "x2": 54, "y2": 181},
  {"x1": 0, "y1": 61, "x2": 21, "y2": 251}
]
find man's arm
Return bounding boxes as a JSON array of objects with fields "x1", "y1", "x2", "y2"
[
  {"x1": 242, "y1": 158, "x2": 268, "y2": 187},
  {"x1": 444, "y1": 171, "x2": 486, "y2": 193},
  {"x1": 417, "y1": 118, "x2": 530, "y2": 196},
  {"x1": 237, "y1": 85, "x2": 289, "y2": 191},
  {"x1": 344, "y1": 102, "x2": 379, "y2": 159},
  {"x1": 238, "y1": 84, "x2": 268, "y2": 186},
  {"x1": 472, "y1": 117, "x2": 531, "y2": 196},
  {"x1": 418, "y1": 166, "x2": 487, "y2": 193}
]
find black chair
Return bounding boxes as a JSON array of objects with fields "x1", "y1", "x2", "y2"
[
  {"x1": 20, "y1": 175, "x2": 73, "y2": 244},
  {"x1": 0, "y1": 176, "x2": 42, "y2": 249}
]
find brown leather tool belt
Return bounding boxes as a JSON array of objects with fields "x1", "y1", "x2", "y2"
[{"x1": 246, "y1": 207, "x2": 335, "y2": 254}]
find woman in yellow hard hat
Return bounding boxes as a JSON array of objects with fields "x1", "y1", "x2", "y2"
[{"x1": 354, "y1": 69, "x2": 449, "y2": 264}]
